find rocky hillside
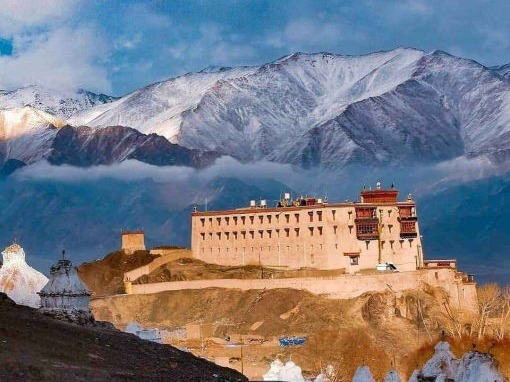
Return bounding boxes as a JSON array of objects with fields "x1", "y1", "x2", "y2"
[
  {"x1": 0, "y1": 292, "x2": 246, "y2": 382},
  {"x1": 90, "y1": 284, "x2": 509, "y2": 381}
]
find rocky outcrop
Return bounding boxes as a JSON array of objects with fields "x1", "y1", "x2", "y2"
[{"x1": 48, "y1": 125, "x2": 219, "y2": 168}]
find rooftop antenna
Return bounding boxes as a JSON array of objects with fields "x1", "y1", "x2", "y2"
[
  {"x1": 62, "y1": 249, "x2": 66, "y2": 261},
  {"x1": 205, "y1": 196, "x2": 208, "y2": 212}
]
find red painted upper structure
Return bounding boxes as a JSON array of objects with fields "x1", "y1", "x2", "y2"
[{"x1": 360, "y1": 187, "x2": 399, "y2": 204}]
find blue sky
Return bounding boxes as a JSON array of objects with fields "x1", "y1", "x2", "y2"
[{"x1": 0, "y1": 0, "x2": 508, "y2": 96}]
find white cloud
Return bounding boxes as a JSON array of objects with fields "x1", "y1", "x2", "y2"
[
  {"x1": 0, "y1": 0, "x2": 77, "y2": 35},
  {"x1": 168, "y1": 23, "x2": 257, "y2": 67},
  {"x1": 0, "y1": 27, "x2": 110, "y2": 93}
]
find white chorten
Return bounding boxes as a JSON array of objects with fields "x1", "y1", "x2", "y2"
[
  {"x1": 421, "y1": 341, "x2": 459, "y2": 380},
  {"x1": 38, "y1": 250, "x2": 92, "y2": 321},
  {"x1": 0, "y1": 243, "x2": 48, "y2": 307},
  {"x1": 278, "y1": 360, "x2": 305, "y2": 382},
  {"x1": 263, "y1": 359, "x2": 284, "y2": 381},
  {"x1": 352, "y1": 366, "x2": 375, "y2": 382},
  {"x1": 454, "y1": 350, "x2": 506, "y2": 382}
]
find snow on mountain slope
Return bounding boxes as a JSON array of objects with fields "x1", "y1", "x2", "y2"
[
  {"x1": 0, "y1": 107, "x2": 63, "y2": 164},
  {"x1": 0, "y1": 85, "x2": 117, "y2": 119},
  {"x1": 68, "y1": 66, "x2": 258, "y2": 139},
  {"x1": 68, "y1": 48, "x2": 510, "y2": 167},
  {"x1": 0, "y1": 243, "x2": 48, "y2": 308},
  {"x1": 492, "y1": 63, "x2": 510, "y2": 80}
]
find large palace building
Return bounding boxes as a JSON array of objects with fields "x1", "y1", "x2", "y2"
[{"x1": 191, "y1": 183, "x2": 424, "y2": 274}]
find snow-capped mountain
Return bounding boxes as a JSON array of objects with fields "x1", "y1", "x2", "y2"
[
  {"x1": 0, "y1": 85, "x2": 117, "y2": 119},
  {"x1": 69, "y1": 48, "x2": 510, "y2": 168},
  {"x1": 493, "y1": 63, "x2": 510, "y2": 80},
  {"x1": 68, "y1": 66, "x2": 258, "y2": 139},
  {"x1": 0, "y1": 243, "x2": 48, "y2": 308},
  {"x1": 0, "y1": 107, "x2": 64, "y2": 164}
]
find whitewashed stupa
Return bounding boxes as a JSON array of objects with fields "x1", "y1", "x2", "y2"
[
  {"x1": 38, "y1": 250, "x2": 92, "y2": 322},
  {"x1": 352, "y1": 366, "x2": 375, "y2": 382},
  {"x1": 0, "y1": 243, "x2": 48, "y2": 307},
  {"x1": 410, "y1": 341, "x2": 507, "y2": 382}
]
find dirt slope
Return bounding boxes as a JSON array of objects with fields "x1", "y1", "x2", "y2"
[
  {"x1": 78, "y1": 250, "x2": 159, "y2": 295},
  {"x1": 91, "y1": 287, "x2": 445, "y2": 380},
  {"x1": 0, "y1": 293, "x2": 246, "y2": 382}
]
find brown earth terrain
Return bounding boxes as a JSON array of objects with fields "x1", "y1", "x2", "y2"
[
  {"x1": 79, "y1": 250, "x2": 510, "y2": 380},
  {"x1": 0, "y1": 292, "x2": 247, "y2": 382},
  {"x1": 90, "y1": 286, "x2": 451, "y2": 380},
  {"x1": 134, "y1": 257, "x2": 346, "y2": 284},
  {"x1": 78, "y1": 250, "x2": 160, "y2": 295}
]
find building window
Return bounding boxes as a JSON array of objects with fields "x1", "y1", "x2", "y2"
[
  {"x1": 275, "y1": 228, "x2": 280, "y2": 237},
  {"x1": 295, "y1": 213, "x2": 300, "y2": 223},
  {"x1": 317, "y1": 211, "x2": 322, "y2": 222},
  {"x1": 318, "y1": 226, "x2": 323, "y2": 236},
  {"x1": 285, "y1": 228, "x2": 290, "y2": 237},
  {"x1": 350, "y1": 256, "x2": 359, "y2": 266},
  {"x1": 388, "y1": 224, "x2": 393, "y2": 233},
  {"x1": 308, "y1": 211, "x2": 314, "y2": 222},
  {"x1": 390, "y1": 240, "x2": 394, "y2": 249},
  {"x1": 241, "y1": 231, "x2": 246, "y2": 239},
  {"x1": 285, "y1": 214, "x2": 290, "y2": 223},
  {"x1": 267, "y1": 215, "x2": 272, "y2": 223},
  {"x1": 295, "y1": 228, "x2": 300, "y2": 237},
  {"x1": 250, "y1": 230, "x2": 255, "y2": 239},
  {"x1": 233, "y1": 216, "x2": 238, "y2": 225},
  {"x1": 225, "y1": 217, "x2": 230, "y2": 226},
  {"x1": 250, "y1": 216, "x2": 254, "y2": 224},
  {"x1": 225, "y1": 232, "x2": 230, "y2": 239},
  {"x1": 209, "y1": 233, "x2": 213, "y2": 240},
  {"x1": 309, "y1": 227, "x2": 314, "y2": 236},
  {"x1": 259, "y1": 230, "x2": 264, "y2": 238},
  {"x1": 332, "y1": 210, "x2": 336, "y2": 220},
  {"x1": 267, "y1": 230, "x2": 272, "y2": 238},
  {"x1": 233, "y1": 232, "x2": 238, "y2": 239},
  {"x1": 217, "y1": 232, "x2": 222, "y2": 240},
  {"x1": 388, "y1": 210, "x2": 392, "y2": 217},
  {"x1": 209, "y1": 218, "x2": 213, "y2": 226},
  {"x1": 241, "y1": 216, "x2": 246, "y2": 225},
  {"x1": 200, "y1": 218, "x2": 205, "y2": 227},
  {"x1": 333, "y1": 225, "x2": 338, "y2": 234},
  {"x1": 200, "y1": 233, "x2": 205, "y2": 240},
  {"x1": 259, "y1": 215, "x2": 264, "y2": 224},
  {"x1": 217, "y1": 217, "x2": 221, "y2": 225}
]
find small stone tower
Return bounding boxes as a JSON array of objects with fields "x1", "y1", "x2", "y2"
[
  {"x1": 38, "y1": 250, "x2": 93, "y2": 324},
  {"x1": 121, "y1": 230, "x2": 146, "y2": 254}
]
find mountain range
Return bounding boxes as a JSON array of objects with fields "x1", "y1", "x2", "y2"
[
  {"x1": 1, "y1": 47, "x2": 510, "y2": 283},
  {"x1": 0, "y1": 47, "x2": 510, "y2": 170}
]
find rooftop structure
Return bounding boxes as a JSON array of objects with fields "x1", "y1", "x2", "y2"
[
  {"x1": 38, "y1": 250, "x2": 93, "y2": 322},
  {"x1": 191, "y1": 183, "x2": 423, "y2": 273},
  {"x1": 121, "y1": 230, "x2": 146, "y2": 254}
]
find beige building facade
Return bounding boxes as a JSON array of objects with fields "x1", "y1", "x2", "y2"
[
  {"x1": 121, "y1": 230, "x2": 146, "y2": 254},
  {"x1": 191, "y1": 186, "x2": 423, "y2": 274}
]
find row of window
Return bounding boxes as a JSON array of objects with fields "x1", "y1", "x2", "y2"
[
  {"x1": 198, "y1": 221, "x2": 413, "y2": 241},
  {"x1": 199, "y1": 226, "x2": 324, "y2": 240},
  {"x1": 198, "y1": 208, "x2": 415, "y2": 229},
  {"x1": 198, "y1": 210, "x2": 340, "y2": 228}
]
